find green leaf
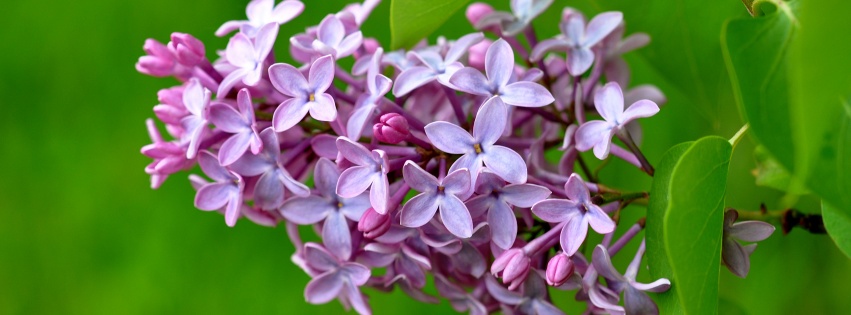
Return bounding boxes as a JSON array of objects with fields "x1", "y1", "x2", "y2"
[
  {"x1": 752, "y1": 145, "x2": 808, "y2": 196},
  {"x1": 722, "y1": 0, "x2": 798, "y2": 171},
  {"x1": 823, "y1": 202, "x2": 851, "y2": 259},
  {"x1": 647, "y1": 137, "x2": 732, "y2": 315},
  {"x1": 389, "y1": 0, "x2": 471, "y2": 49}
]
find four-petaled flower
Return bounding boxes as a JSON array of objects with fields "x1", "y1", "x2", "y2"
[
  {"x1": 392, "y1": 32, "x2": 484, "y2": 96},
  {"x1": 302, "y1": 243, "x2": 371, "y2": 315},
  {"x1": 425, "y1": 96, "x2": 528, "y2": 188},
  {"x1": 215, "y1": 0, "x2": 304, "y2": 37},
  {"x1": 230, "y1": 127, "x2": 309, "y2": 210},
  {"x1": 530, "y1": 11, "x2": 622, "y2": 76},
  {"x1": 475, "y1": 0, "x2": 554, "y2": 36},
  {"x1": 485, "y1": 272, "x2": 565, "y2": 315},
  {"x1": 269, "y1": 54, "x2": 337, "y2": 132},
  {"x1": 180, "y1": 78, "x2": 211, "y2": 159},
  {"x1": 217, "y1": 22, "x2": 279, "y2": 97},
  {"x1": 335, "y1": 137, "x2": 390, "y2": 214},
  {"x1": 347, "y1": 48, "x2": 392, "y2": 139},
  {"x1": 291, "y1": 14, "x2": 363, "y2": 59},
  {"x1": 208, "y1": 88, "x2": 262, "y2": 165},
  {"x1": 575, "y1": 82, "x2": 659, "y2": 159},
  {"x1": 280, "y1": 158, "x2": 370, "y2": 260},
  {"x1": 400, "y1": 161, "x2": 473, "y2": 238},
  {"x1": 531, "y1": 173, "x2": 615, "y2": 255},
  {"x1": 466, "y1": 171, "x2": 551, "y2": 249},
  {"x1": 450, "y1": 39, "x2": 554, "y2": 107},
  {"x1": 593, "y1": 241, "x2": 671, "y2": 315},
  {"x1": 721, "y1": 209, "x2": 775, "y2": 278},
  {"x1": 193, "y1": 151, "x2": 245, "y2": 227}
]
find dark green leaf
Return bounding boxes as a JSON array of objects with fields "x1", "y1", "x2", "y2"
[
  {"x1": 389, "y1": 0, "x2": 471, "y2": 49},
  {"x1": 722, "y1": 0, "x2": 798, "y2": 170},
  {"x1": 823, "y1": 202, "x2": 851, "y2": 259},
  {"x1": 647, "y1": 137, "x2": 732, "y2": 314}
]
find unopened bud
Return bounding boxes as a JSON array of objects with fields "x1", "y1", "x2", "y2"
[
  {"x1": 466, "y1": 3, "x2": 494, "y2": 26},
  {"x1": 545, "y1": 253, "x2": 574, "y2": 286},
  {"x1": 373, "y1": 113, "x2": 409, "y2": 144},
  {"x1": 170, "y1": 32, "x2": 206, "y2": 66},
  {"x1": 468, "y1": 39, "x2": 492, "y2": 71},
  {"x1": 358, "y1": 208, "x2": 391, "y2": 239},
  {"x1": 491, "y1": 248, "x2": 531, "y2": 290}
]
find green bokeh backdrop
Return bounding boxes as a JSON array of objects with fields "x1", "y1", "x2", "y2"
[{"x1": 1, "y1": 0, "x2": 848, "y2": 314}]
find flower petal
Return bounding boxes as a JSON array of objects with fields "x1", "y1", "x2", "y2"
[
  {"x1": 561, "y1": 215, "x2": 588, "y2": 255},
  {"x1": 198, "y1": 151, "x2": 233, "y2": 182},
  {"x1": 209, "y1": 103, "x2": 248, "y2": 133},
  {"x1": 253, "y1": 22, "x2": 279, "y2": 61},
  {"x1": 445, "y1": 32, "x2": 484, "y2": 64},
  {"x1": 336, "y1": 165, "x2": 376, "y2": 198},
  {"x1": 218, "y1": 132, "x2": 252, "y2": 166},
  {"x1": 253, "y1": 169, "x2": 285, "y2": 210},
  {"x1": 272, "y1": 98, "x2": 310, "y2": 132},
  {"x1": 473, "y1": 96, "x2": 508, "y2": 146},
  {"x1": 591, "y1": 245, "x2": 626, "y2": 282},
  {"x1": 195, "y1": 183, "x2": 235, "y2": 210},
  {"x1": 313, "y1": 158, "x2": 340, "y2": 197},
  {"x1": 335, "y1": 136, "x2": 375, "y2": 166},
  {"x1": 729, "y1": 221, "x2": 775, "y2": 242},
  {"x1": 308, "y1": 93, "x2": 337, "y2": 122},
  {"x1": 481, "y1": 145, "x2": 527, "y2": 184},
  {"x1": 575, "y1": 120, "x2": 613, "y2": 152},
  {"x1": 489, "y1": 201, "x2": 517, "y2": 249},
  {"x1": 594, "y1": 82, "x2": 625, "y2": 123},
  {"x1": 318, "y1": 15, "x2": 345, "y2": 46},
  {"x1": 340, "y1": 194, "x2": 371, "y2": 221},
  {"x1": 309, "y1": 54, "x2": 336, "y2": 93},
  {"x1": 392, "y1": 66, "x2": 437, "y2": 97},
  {"x1": 449, "y1": 67, "x2": 491, "y2": 96},
  {"x1": 271, "y1": 0, "x2": 304, "y2": 23},
  {"x1": 440, "y1": 195, "x2": 474, "y2": 238},
  {"x1": 336, "y1": 31, "x2": 363, "y2": 58},
  {"x1": 583, "y1": 12, "x2": 623, "y2": 47},
  {"x1": 269, "y1": 63, "x2": 309, "y2": 97},
  {"x1": 623, "y1": 285, "x2": 659, "y2": 315},
  {"x1": 620, "y1": 99, "x2": 659, "y2": 125},
  {"x1": 722, "y1": 239, "x2": 750, "y2": 278},
  {"x1": 226, "y1": 33, "x2": 255, "y2": 68},
  {"x1": 531, "y1": 199, "x2": 578, "y2": 223},
  {"x1": 501, "y1": 184, "x2": 551, "y2": 207},
  {"x1": 566, "y1": 47, "x2": 594, "y2": 76},
  {"x1": 443, "y1": 168, "x2": 472, "y2": 196},
  {"x1": 323, "y1": 211, "x2": 353, "y2": 260},
  {"x1": 304, "y1": 271, "x2": 344, "y2": 304},
  {"x1": 632, "y1": 278, "x2": 671, "y2": 293},
  {"x1": 424, "y1": 121, "x2": 476, "y2": 154},
  {"x1": 304, "y1": 243, "x2": 340, "y2": 271},
  {"x1": 500, "y1": 81, "x2": 555, "y2": 108},
  {"x1": 370, "y1": 173, "x2": 389, "y2": 214},
  {"x1": 400, "y1": 193, "x2": 440, "y2": 228},
  {"x1": 530, "y1": 38, "x2": 570, "y2": 62},
  {"x1": 403, "y1": 161, "x2": 439, "y2": 192},
  {"x1": 485, "y1": 39, "x2": 514, "y2": 89},
  {"x1": 586, "y1": 204, "x2": 615, "y2": 234},
  {"x1": 280, "y1": 195, "x2": 334, "y2": 225}
]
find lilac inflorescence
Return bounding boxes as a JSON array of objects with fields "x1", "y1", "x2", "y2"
[{"x1": 135, "y1": 1, "x2": 765, "y2": 314}]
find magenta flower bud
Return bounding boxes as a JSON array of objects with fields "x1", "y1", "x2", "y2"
[
  {"x1": 170, "y1": 32, "x2": 206, "y2": 66},
  {"x1": 362, "y1": 38, "x2": 380, "y2": 55},
  {"x1": 491, "y1": 248, "x2": 531, "y2": 290},
  {"x1": 373, "y1": 113, "x2": 409, "y2": 144},
  {"x1": 465, "y1": 2, "x2": 494, "y2": 26},
  {"x1": 136, "y1": 39, "x2": 175, "y2": 77},
  {"x1": 545, "y1": 253, "x2": 574, "y2": 286},
  {"x1": 467, "y1": 39, "x2": 492, "y2": 71},
  {"x1": 358, "y1": 207, "x2": 391, "y2": 239}
]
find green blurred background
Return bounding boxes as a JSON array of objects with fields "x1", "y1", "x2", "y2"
[{"x1": 1, "y1": 0, "x2": 848, "y2": 314}]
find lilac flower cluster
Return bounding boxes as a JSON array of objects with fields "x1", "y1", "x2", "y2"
[{"x1": 138, "y1": 1, "x2": 771, "y2": 314}]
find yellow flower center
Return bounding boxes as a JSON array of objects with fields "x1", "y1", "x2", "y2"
[
  {"x1": 438, "y1": 186, "x2": 445, "y2": 192},
  {"x1": 473, "y1": 143, "x2": 483, "y2": 154},
  {"x1": 337, "y1": 202, "x2": 344, "y2": 208},
  {"x1": 309, "y1": 93, "x2": 315, "y2": 102}
]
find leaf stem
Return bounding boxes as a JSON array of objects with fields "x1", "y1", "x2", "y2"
[{"x1": 729, "y1": 123, "x2": 749, "y2": 148}]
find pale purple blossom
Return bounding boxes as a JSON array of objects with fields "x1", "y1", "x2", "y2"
[
  {"x1": 208, "y1": 88, "x2": 263, "y2": 165},
  {"x1": 180, "y1": 78, "x2": 211, "y2": 159},
  {"x1": 269, "y1": 54, "x2": 337, "y2": 131},
  {"x1": 291, "y1": 14, "x2": 363, "y2": 59},
  {"x1": 217, "y1": 22, "x2": 279, "y2": 97},
  {"x1": 230, "y1": 127, "x2": 309, "y2": 209},
  {"x1": 531, "y1": 173, "x2": 615, "y2": 255},
  {"x1": 466, "y1": 171, "x2": 551, "y2": 249},
  {"x1": 348, "y1": 48, "x2": 391, "y2": 139},
  {"x1": 575, "y1": 82, "x2": 659, "y2": 159},
  {"x1": 450, "y1": 39, "x2": 554, "y2": 107},
  {"x1": 400, "y1": 161, "x2": 473, "y2": 238},
  {"x1": 485, "y1": 272, "x2": 565, "y2": 315},
  {"x1": 425, "y1": 96, "x2": 528, "y2": 188},
  {"x1": 335, "y1": 137, "x2": 390, "y2": 214},
  {"x1": 530, "y1": 12, "x2": 622, "y2": 76},
  {"x1": 141, "y1": 119, "x2": 192, "y2": 189},
  {"x1": 216, "y1": 0, "x2": 304, "y2": 37},
  {"x1": 302, "y1": 243, "x2": 371, "y2": 315},
  {"x1": 475, "y1": 0, "x2": 554, "y2": 36},
  {"x1": 722, "y1": 210, "x2": 775, "y2": 278},
  {"x1": 593, "y1": 242, "x2": 671, "y2": 315},
  {"x1": 193, "y1": 151, "x2": 245, "y2": 227},
  {"x1": 392, "y1": 32, "x2": 484, "y2": 96},
  {"x1": 281, "y1": 158, "x2": 369, "y2": 260}
]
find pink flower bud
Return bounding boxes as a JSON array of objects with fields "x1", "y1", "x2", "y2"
[
  {"x1": 373, "y1": 113, "x2": 409, "y2": 144},
  {"x1": 362, "y1": 38, "x2": 380, "y2": 55},
  {"x1": 466, "y1": 3, "x2": 494, "y2": 26},
  {"x1": 545, "y1": 253, "x2": 574, "y2": 286},
  {"x1": 491, "y1": 248, "x2": 531, "y2": 290},
  {"x1": 170, "y1": 32, "x2": 206, "y2": 66},
  {"x1": 468, "y1": 39, "x2": 492, "y2": 71},
  {"x1": 358, "y1": 208, "x2": 391, "y2": 239}
]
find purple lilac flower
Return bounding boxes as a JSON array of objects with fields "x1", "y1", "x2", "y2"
[
  {"x1": 361, "y1": 236, "x2": 432, "y2": 289},
  {"x1": 208, "y1": 88, "x2": 263, "y2": 165},
  {"x1": 475, "y1": 0, "x2": 554, "y2": 36},
  {"x1": 400, "y1": 161, "x2": 473, "y2": 238},
  {"x1": 466, "y1": 171, "x2": 551, "y2": 249},
  {"x1": 722, "y1": 210, "x2": 775, "y2": 278},
  {"x1": 601, "y1": 25, "x2": 650, "y2": 87},
  {"x1": 392, "y1": 32, "x2": 484, "y2": 96},
  {"x1": 335, "y1": 137, "x2": 390, "y2": 214},
  {"x1": 269, "y1": 54, "x2": 337, "y2": 131},
  {"x1": 290, "y1": 14, "x2": 363, "y2": 59},
  {"x1": 434, "y1": 275, "x2": 488, "y2": 315},
  {"x1": 142, "y1": 119, "x2": 192, "y2": 189},
  {"x1": 425, "y1": 96, "x2": 527, "y2": 188},
  {"x1": 280, "y1": 158, "x2": 369, "y2": 260},
  {"x1": 217, "y1": 22, "x2": 279, "y2": 97},
  {"x1": 193, "y1": 151, "x2": 244, "y2": 227},
  {"x1": 531, "y1": 173, "x2": 615, "y2": 255},
  {"x1": 302, "y1": 243, "x2": 371, "y2": 315},
  {"x1": 449, "y1": 39, "x2": 554, "y2": 107},
  {"x1": 180, "y1": 78, "x2": 211, "y2": 159},
  {"x1": 593, "y1": 241, "x2": 671, "y2": 315},
  {"x1": 230, "y1": 127, "x2": 309, "y2": 209},
  {"x1": 215, "y1": 0, "x2": 304, "y2": 37},
  {"x1": 575, "y1": 82, "x2": 659, "y2": 159},
  {"x1": 347, "y1": 48, "x2": 391, "y2": 139},
  {"x1": 530, "y1": 12, "x2": 622, "y2": 76},
  {"x1": 485, "y1": 271, "x2": 564, "y2": 315},
  {"x1": 169, "y1": 33, "x2": 207, "y2": 67},
  {"x1": 136, "y1": 38, "x2": 191, "y2": 79}
]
